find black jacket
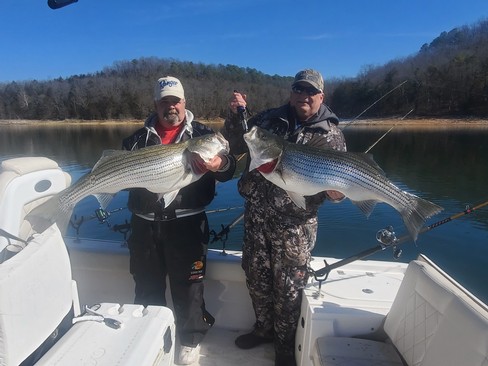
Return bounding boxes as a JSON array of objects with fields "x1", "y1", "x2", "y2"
[{"x1": 122, "y1": 111, "x2": 236, "y2": 220}]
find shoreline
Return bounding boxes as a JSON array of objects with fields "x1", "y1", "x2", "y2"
[{"x1": 0, "y1": 117, "x2": 487, "y2": 127}]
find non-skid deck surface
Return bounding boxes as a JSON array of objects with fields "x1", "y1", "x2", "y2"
[{"x1": 191, "y1": 327, "x2": 275, "y2": 366}]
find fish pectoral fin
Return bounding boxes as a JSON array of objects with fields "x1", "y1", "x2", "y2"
[
  {"x1": 287, "y1": 191, "x2": 307, "y2": 209},
  {"x1": 159, "y1": 190, "x2": 180, "y2": 208},
  {"x1": 352, "y1": 199, "x2": 378, "y2": 218},
  {"x1": 94, "y1": 193, "x2": 116, "y2": 210}
]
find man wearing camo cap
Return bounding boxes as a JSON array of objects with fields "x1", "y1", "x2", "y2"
[{"x1": 223, "y1": 69, "x2": 347, "y2": 366}]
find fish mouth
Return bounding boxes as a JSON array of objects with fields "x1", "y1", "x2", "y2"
[
  {"x1": 215, "y1": 132, "x2": 230, "y2": 153},
  {"x1": 243, "y1": 127, "x2": 255, "y2": 142},
  {"x1": 243, "y1": 127, "x2": 280, "y2": 171}
]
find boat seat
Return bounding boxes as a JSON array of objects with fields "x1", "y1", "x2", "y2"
[
  {"x1": 0, "y1": 157, "x2": 71, "y2": 254},
  {"x1": 36, "y1": 303, "x2": 175, "y2": 366},
  {"x1": 311, "y1": 258, "x2": 488, "y2": 366},
  {"x1": 0, "y1": 225, "x2": 77, "y2": 365},
  {"x1": 0, "y1": 157, "x2": 176, "y2": 365}
]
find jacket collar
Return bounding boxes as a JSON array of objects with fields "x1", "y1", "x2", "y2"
[{"x1": 144, "y1": 110, "x2": 195, "y2": 142}]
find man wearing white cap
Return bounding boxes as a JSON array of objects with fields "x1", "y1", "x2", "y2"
[{"x1": 122, "y1": 76, "x2": 236, "y2": 365}]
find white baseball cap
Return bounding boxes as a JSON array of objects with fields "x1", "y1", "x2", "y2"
[{"x1": 154, "y1": 76, "x2": 185, "y2": 100}]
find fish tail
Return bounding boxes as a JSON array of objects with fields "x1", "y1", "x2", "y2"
[
  {"x1": 401, "y1": 193, "x2": 443, "y2": 241},
  {"x1": 26, "y1": 194, "x2": 73, "y2": 234}
]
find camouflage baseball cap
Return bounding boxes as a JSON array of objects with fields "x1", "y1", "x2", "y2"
[{"x1": 292, "y1": 69, "x2": 324, "y2": 92}]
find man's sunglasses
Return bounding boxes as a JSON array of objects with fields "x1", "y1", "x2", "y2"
[{"x1": 291, "y1": 85, "x2": 322, "y2": 96}]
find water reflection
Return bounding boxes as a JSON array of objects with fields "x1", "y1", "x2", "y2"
[{"x1": 0, "y1": 122, "x2": 487, "y2": 303}]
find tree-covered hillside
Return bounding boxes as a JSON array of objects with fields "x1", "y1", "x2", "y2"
[
  {"x1": 1, "y1": 18, "x2": 487, "y2": 121},
  {"x1": 329, "y1": 18, "x2": 488, "y2": 118}
]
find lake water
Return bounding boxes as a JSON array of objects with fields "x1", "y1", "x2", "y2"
[{"x1": 1, "y1": 122, "x2": 487, "y2": 303}]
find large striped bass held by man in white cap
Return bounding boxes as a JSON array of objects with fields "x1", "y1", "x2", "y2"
[
  {"x1": 244, "y1": 125, "x2": 442, "y2": 241},
  {"x1": 26, "y1": 132, "x2": 230, "y2": 233}
]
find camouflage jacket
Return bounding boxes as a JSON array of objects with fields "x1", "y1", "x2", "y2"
[{"x1": 223, "y1": 103, "x2": 347, "y2": 224}]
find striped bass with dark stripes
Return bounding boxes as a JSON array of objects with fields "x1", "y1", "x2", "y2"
[
  {"x1": 243, "y1": 126, "x2": 442, "y2": 240},
  {"x1": 27, "y1": 133, "x2": 229, "y2": 233}
]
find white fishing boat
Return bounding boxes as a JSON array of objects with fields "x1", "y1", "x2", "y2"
[{"x1": 1, "y1": 156, "x2": 487, "y2": 366}]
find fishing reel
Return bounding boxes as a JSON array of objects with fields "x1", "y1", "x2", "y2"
[{"x1": 376, "y1": 225, "x2": 402, "y2": 259}]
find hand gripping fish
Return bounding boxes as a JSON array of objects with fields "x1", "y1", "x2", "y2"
[
  {"x1": 243, "y1": 126, "x2": 442, "y2": 241},
  {"x1": 27, "y1": 133, "x2": 229, "y2": 233}
]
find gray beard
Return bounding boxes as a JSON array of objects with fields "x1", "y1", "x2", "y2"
[{"x1": 164, "y1": 112, "x2": 180, "y2": 125}]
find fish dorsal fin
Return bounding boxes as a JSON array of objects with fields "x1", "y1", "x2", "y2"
[
  {"x1": 94, "y1": 193, "x2": 116, "y2": 210},
  {"x1": 92, "y1": 150, "x2": 129, "y2": 171},
  {"x1": 356, "y1": 153, "x2": 385, "y2": 175},
  {"x1": 287, "y1": 191, "x2": 307, "y2": 210},
  {"x1": 351, "y1": 199, "x2": 379, "y2": 218}
]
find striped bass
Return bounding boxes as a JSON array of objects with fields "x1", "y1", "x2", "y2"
[
  {"x1": 243, "y1": 126, "x2": 442, "y2": 240},
  {"x1": 27, "y1": 133, "x2": 229, "y2": 233}
]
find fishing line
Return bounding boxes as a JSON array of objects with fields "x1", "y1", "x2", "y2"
[
  {"x1": 211, "y1": 81, "x2": 411, "y2": 248},
  {"x1": 341, "y1": 80, "x2": 409, "y2": 130},
  {"x1": 364, "y1": 108, "x2": 414, "y2": 153},
  {"x1": 311, "y1": 199, "x2": 488, "y2": 280}
]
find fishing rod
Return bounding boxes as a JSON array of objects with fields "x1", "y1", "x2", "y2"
[
  {"x1": 311, "y1": 199, "x2": 488, "y2": 280},
  {"x1": 210, "y1": 211, "x2": 246, "y2": 255},
  {"x1": 364, "y1": 108, "x2": 414, "y2": 153},
  {"x1": 234, "y1": 89, "x2": 249, "y2": 132},
  {"x1": 211, "y1": 82, "x2": 411, "y2": 249},
  {"x1": 341, "y1": 80, "x2": 409, "y2": 129},
  {"x1": 209, "y1": 91, "x2": 249, "y2": 251},
  {"x1": 207, "y1": 206, "x2": 243, "y2": 214}
]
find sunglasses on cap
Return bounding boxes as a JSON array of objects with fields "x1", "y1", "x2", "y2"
[{"x1": 291, "y1": 85, "x2": 322, "y2": 96}]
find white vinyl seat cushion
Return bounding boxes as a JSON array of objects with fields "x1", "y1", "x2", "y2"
[{"x1": 311, "y1": 259, "x2": 488, "y2": 366}]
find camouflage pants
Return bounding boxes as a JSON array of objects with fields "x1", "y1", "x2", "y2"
[{"x1": 241, "y1": 201, "x2": 317, "y2": 356}]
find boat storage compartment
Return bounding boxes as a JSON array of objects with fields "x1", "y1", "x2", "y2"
[
  {"x1": 36, "y1": 303, "x2": 175, "y2": 366},
  {"x1": 310, "y1": 258, "x2": 488, "y2": 366},
  {"x1": 296, "y1": 258, "x2": 407, "y2": 366}
]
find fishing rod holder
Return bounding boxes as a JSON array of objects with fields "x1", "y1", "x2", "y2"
[
  {"x1": 111, "y1": 221, "x2": 131, "y2": 245},
  {"x1": 210, "y1": 225, "x2": 230, "y2": 256},
  {"x1": 69, "y1": 207, "x2": 129, "y2": 242},
  {"x1": 310, "y1": 261, "x2": 332, "y2": 299}
]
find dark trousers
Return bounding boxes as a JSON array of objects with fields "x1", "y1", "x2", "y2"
[{"x1": 127, "y1": 213, "x2": 214, "y2": 346}]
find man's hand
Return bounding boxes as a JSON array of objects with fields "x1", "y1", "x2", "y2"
[
  {"x1": 204, "y1": 155, "x2": 228, "y2": 172},
  {"x1": 191, "y1": 153, "x2": 229, "y2": 174},
  {"x1": 230, "y1": 92, "x2": 247, "y2": 114}
]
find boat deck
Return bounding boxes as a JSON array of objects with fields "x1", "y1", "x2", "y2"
[
  {"x1": 196, "y1": 327, "x2": 274, "y2": 366},
  {"x1": 67, "y1": 241, "x2": 408, "y2": 366}
]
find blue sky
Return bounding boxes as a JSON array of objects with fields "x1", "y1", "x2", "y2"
[{"x1": 1, "y1": 0, "x2": 487, "y2": 83}]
